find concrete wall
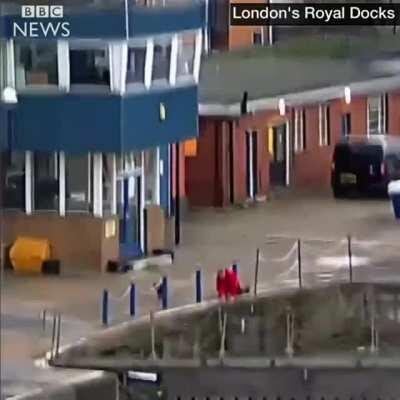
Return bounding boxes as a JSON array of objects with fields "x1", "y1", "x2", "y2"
[
  {"x1": 4, "y1": 212, "x2": 119, "y2": 271},
  {"x1": 12, "y1": 371, "x2": 118, "y2": 400},
  {"x1": 162, "y1": 367, "x2": 400, "y2": 399}
]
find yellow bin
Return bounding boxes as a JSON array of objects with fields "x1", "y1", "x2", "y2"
[{"x1": 9, "y1": 237, "x2": 51, "y2": 274}]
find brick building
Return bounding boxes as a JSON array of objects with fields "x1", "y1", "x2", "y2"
[
  {"x1": 206, "y1": 0, "x2": 398, "y2": 52},
  {"x1": 186, "y1": 37, "x2": 400, "y2": 207}
]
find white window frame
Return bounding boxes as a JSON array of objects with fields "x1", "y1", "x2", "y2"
[
  {"x1": 101, "y1": 153, "x2": 117, "y2": 216},
  {"x1": 247, "y1": 130, "x2": 255, "y2": 199},
  {"x1": 59, "y1": 151, "x2": 66, "y2": 216},
  {"x1": 151, "y1": 35, "x2": 173, "y2": 87},
  {"x1": 126, "y1": 38, "x2": 147, "y2": 92},
  {"x1": 319, "y1": 104, "x2": 330, "y2": 147},
  {"x1": 144, "y1": 38, "x2": 154, "y2": 90},
  {"x1": 0, "y1": 40, "x2": 7, "y2": 89},
  {"x1": 68, "y1": 40, "x2": 111, "y2": 93},
  {"x1": 64, "y1": 153, "x2": 93, "y2": 215},
  {"x1": 57, "y1": 40, "x2": 70, "y2": 91},
  {"x1": 193, "y1": 29, "x2": 202, "y2": 84},
  {"x1": 367, "y1": 94, "x2": 387, "y2": 135},
  {"x1": 93, "y1": 152, "x2": 103, "y2": 218},
  {"x1": 252, "y1": 30, "x2": 264, "y2": 45},
  {"x1": 33, "y1": 151, "x2": 60, "y2": 213},
  {"x1": 25, "y1": 151, "x2": 33, "y2": 215},
  {"x1": 294, "y1": 108, "x2": 306, "y2": 153},
  {"x1": 169, "y1": 34, "x2": 178, "y2": 86},
  {"x1": 110, "y1": 154, "x2": 117, "y2": 215},
  {"x1": 6, "y1": 39, "x2": 15, "y2": 88},
  {"x1": 14, "y1": 40, "x2": 60, "y2": 93},
  {"x1": 175, "y1": 30, "x2": 197, "y2": 85},
  {"x1": 140, "y1": 151, "x2": 146, "y2": 253}
]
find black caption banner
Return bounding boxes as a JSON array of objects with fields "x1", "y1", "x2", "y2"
[{"x1": 230, "y1": 3, "x2": 400, "y2": 26}]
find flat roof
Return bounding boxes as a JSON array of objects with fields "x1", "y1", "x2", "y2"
[{"x1": 199, "y1": 35, "x2": 400, "y2": 113}]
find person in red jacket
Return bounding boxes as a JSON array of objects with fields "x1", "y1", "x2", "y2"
[
  {"x1": 216, "y1": 269, "x2": 227, "y2": 300},
  {"x1": 225, "y1": 266, "x2": 239, "y2": 300},
  {"x1": 225, "y1": 265, "x2": 249, "y2": 300}
]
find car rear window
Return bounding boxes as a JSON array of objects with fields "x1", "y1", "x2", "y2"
[{"x1": 334, "y1": 144, "x2": 383, "y2": 166}]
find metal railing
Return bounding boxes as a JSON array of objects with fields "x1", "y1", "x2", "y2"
[{"x1": 40, "y1": 309, "x2": 62, "y2": 361}]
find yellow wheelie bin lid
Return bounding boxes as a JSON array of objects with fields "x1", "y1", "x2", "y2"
[{"x1": 9, "y1": 236, "x2": 51, "y2": 274}]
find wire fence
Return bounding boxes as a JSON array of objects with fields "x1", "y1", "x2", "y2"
[
  {"x1": 100, "y1": 235, "x2": 400, "y2": 326},
  {"x1": 256, "y1": 235, "x2": 400, "y2": 292}
]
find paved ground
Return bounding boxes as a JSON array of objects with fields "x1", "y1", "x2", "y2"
[{"x1": 1, "y1": 189, "x2": 400, "y2": 397}]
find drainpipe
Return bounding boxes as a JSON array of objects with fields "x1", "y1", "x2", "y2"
[
  {"x1": 124, "y1": 0, "x2": 129, "y2": 40},
  {"x1": 204, "y1": 0, "x2": 209, "y2": 53},
  {"x1": 268, "y1": 0, "x2": 274, "y2": 46}
]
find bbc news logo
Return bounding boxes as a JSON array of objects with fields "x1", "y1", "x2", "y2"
[
  {"x1": 22, "y1": 5, "x2": 64, "y2": 18},
  {"x1": 13, "y1": 5, "x2": 71, "y2": 38}
]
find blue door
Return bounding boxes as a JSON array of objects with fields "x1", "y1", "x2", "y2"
[{"x1": 119, "y1": 175, "x2": 142, "y2": 259}]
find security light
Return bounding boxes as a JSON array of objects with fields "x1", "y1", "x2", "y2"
[
  {"x1": 278, "y1": 98, "x2": 285, "y2": 116},
  {"x1": 344, "y1": 86, "x2": 351, "y2": 105},
  {"x1": 1, "y1": 87, "x2": 18, "y2": 105}
]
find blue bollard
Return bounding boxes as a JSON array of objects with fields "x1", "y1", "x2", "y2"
[
  {"x1": 196, "y1": 269, "x2": 202, "y2": 303},
  {"x1": 102, "y1": 289, "x2": 109, "y2": 326},
  {"x1": 161, "y1": 277, "x2": 168, "y2": 309},
  {"x1": 130, "y1": 283, "x2": 136, "y2": 317}
]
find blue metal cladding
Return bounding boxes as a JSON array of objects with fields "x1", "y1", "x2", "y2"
[
  {"x1": 129, "y1": 4, "x2": 205, "y2": 36},
  {"x1": 0, "y1": 107, "x2": 7, "y2": 151},
  {"x1": 10, "y1": 85, "x2": 198, "y2": 154},
  {"x1": 2, "y1": 12, "x2": 125, "y2": 39},
  {"x1": 0, "y1": 3, "x2": 205, "y2": 39},
  {"x1": 13, "y1": 93, "x2": 122, "y2": 154},
  {"x1": 121, "y1": 85, "x2": 198, "y2": 151},
  {"x1": 159, "y1": 144, "x2": 170, "y2": 214}
]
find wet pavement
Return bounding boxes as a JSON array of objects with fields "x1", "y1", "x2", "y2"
[{"x1": 2, "y1": 189, "x2": 400, "y2": 397}]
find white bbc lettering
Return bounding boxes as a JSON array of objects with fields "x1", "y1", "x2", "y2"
[
  {"x1": 13, "y1": 22, "x2": 71, "y2": 38},
  {"x1": 36, "y1": 6, "x2": 49, "y2": 18},
  {"x1": 50, "y1": 6, "x2": 64, "y2": 18},
  {"x1": 21, "y1": 5, "x2": 35, "y2": 18},
  {"x1": 16, "y1": 5, "x2": 69, "y2": 37},
  {"x1": 21, "y1": 5, "x2": 64, "y2": 18},
  {"x1": 13, "y1": 23, "x2": 28, "y2": 36},
  {"x1": 29, "y1": 22, "x2": 39, "y2": 37}
]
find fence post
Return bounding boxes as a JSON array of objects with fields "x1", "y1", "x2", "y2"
[
  {"x1": 55, "y1": 313, "x2": 61, "y2": 358},
  {"x1": 254, "y1": 248, "x2": 260, "y2": 296},
  {"x1": 347, "y1": 234, "x2": 353, "y2": 283},
  {"x1": 130, "y1": 282, "x2": 136, "y2": 317},
  {"x1": 51, "y1": 313, "x2": 57, "y2": 360},
  {"x1": 150, "y1": 311, "x2": 157, "y2": 360},
  {"x1": 196, "y1": 269, "x2": 202, "y2": 303},
  {"x1": 161, "y1": 276, "x2": 168, "y2": 310},
  {"x1": 219, "y1": 310, "x2": 227, "y2": 361},
  {"x1": 41, "y1": 309, "x2": 47, "y2": 332},
  {"x1": 102, "y1": 289, "x2": 109, "y2": 326},
  {"x1": 297, "y1": 239, "x2": 302, "y2": 289}
]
